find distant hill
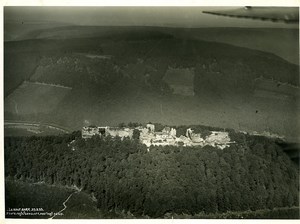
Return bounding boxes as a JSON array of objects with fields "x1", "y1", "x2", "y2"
[
  {"x1": 169, "y1": 28, "x2": 299, "y2": 65},
  {"x1": 4, "y1": 29, "x2": 300, "y2": 142},
  {"x1": 4, "y1": 20, "x2": 73, "y2": 41},
  {"x1": 10, "y1": 26, "x2": 299, "y2": 65}
]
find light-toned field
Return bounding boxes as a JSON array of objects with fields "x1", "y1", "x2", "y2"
[
  {"x1": 4, "y1": 81, "x2": 71, "y2": 115},
  {"x1": 163, "y1": 68, "x2": 195, "y2": 96},
  {"x1": 4, "y1": 121, "x2": 69, "y2": 136}
]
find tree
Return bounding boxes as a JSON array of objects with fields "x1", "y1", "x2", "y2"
[
  {"x1": 132, "y1": 129, "x2": 140, "y2": 140},
  {"x1": 118, "y1": 122, "x2": 126, "y2": 128}
]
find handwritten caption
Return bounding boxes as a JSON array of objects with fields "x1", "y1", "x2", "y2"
[{"x1": 6, "y1": 207, "x2": 63, "y2": 217}]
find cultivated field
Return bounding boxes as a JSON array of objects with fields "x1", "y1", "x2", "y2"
[
  {"x1": 4, "y1": 121, "x2": 69, "y2": 136},
  {"x1": 4, "y1": 81, "x2": 71, "y2": 115}
]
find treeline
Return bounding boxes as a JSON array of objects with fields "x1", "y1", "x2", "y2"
[{"x1": 4, "y1": 131, "x2": 299, "y2": 217}]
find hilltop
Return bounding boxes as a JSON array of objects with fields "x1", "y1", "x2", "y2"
[
  {"x1": 4, "y1": 130, "x2": 299, "y2": 218},
  {"x1": 5, "y1": 25, "x2": 299, "y2": 64}
]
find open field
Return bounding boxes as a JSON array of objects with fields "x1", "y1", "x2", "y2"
[
  {"x1": 171, "y1": 28, "x2": 299, "y2": 65},
  {"x1": 254, "y1": 78, "x2": 300, "y2": 100},
  {"x1": 50, "y1": 90, "x2": 299, "y2": 143},
  {"x1": 4, "y1": 120, "x2": 69, "y2": 136},
  {"x1": 4, "y1": 81, "x2": 71, "y2": 115}
]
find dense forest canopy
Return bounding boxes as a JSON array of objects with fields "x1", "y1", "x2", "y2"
[{"x1": 4, "y1": 128, "x2": 299, "y2": 218}]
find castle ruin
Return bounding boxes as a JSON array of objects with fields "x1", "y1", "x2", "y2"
[{"x1": 82, "y1": 123, "x2": 234, "y2": 150}]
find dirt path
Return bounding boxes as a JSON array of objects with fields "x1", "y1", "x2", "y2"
[{"x1": 49, "y1": 189, "x2": 81, "y2": 219}]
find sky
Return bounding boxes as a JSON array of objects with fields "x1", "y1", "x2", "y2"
[{"x1": 4, "y1": 6, "x2": 299, "y2": 28}]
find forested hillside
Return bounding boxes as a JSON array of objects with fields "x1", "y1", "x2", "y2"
[
  {"x1": 5, "y1": 131, "x2": 299, "y2": 218},
  {"x1": 4, "y1": 30, "x2": 299, "y2": 141}
]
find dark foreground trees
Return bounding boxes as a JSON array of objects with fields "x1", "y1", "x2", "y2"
[{"x1": 4, "y1": 132, "x2": 299, "y2": 218}]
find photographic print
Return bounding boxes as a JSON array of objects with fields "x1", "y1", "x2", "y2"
[{"x1": 3, "y1": 5, "x2": 300, "y2": 220}]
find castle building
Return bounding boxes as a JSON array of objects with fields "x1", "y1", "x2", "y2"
[{"x1": 81, "y1": 124, "x2": 234, "y2": 150}]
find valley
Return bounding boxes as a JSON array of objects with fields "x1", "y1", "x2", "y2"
[{"x1": 4, "y1": 28, "x2": 299, "y2": 142}]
